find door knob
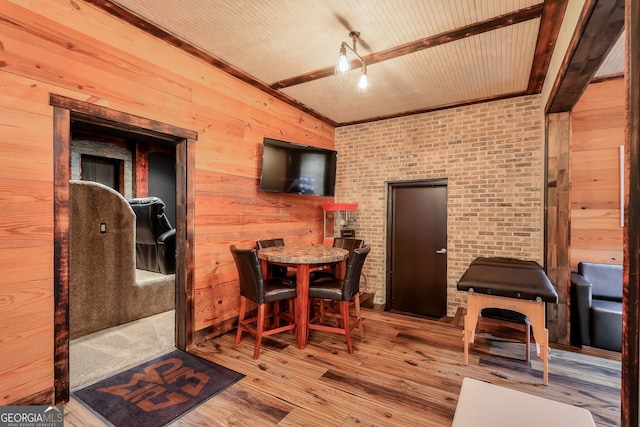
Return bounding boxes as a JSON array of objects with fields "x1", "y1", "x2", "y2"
[{"x1": 435, "y1": 248, "x2": 447, "y2": 254}]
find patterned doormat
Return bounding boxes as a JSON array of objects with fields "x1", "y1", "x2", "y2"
[{"x1": 73, "y1": 350, "x2": 244, "y2": 426}]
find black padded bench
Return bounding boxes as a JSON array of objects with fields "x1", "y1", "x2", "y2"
[{"x1": 457, "y1": 257, "x2": 558, "y2": 385}]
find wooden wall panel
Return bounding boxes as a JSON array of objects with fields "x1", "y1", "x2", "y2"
[
  {"x1": 572, "y1": 228, "x2": 624, "y2": 249},
  {"x1": 570, "y1": 248, "x2": 624, "y2": 265},
  {"x1": 0, "y1": 247, "x2": 52, "y2": 286},
  {"x1": 572, "y1": 78, "x2": 626, "y2": 112},
  {"x1": 0, "y1": 109, "x2": 53, "y2": 183},
  {"x1": 0, "y1": 17, "x2": 57, "y2": 405},
  {"x1": 546, "y1": 112, "x2": 571, "y2": 344},
  {"x1": 0, "y1": 0, "x2": 334, "y2": 404},
  {"x1": 571, "y1": 169, "x2": 619, "y2": 189},
  {"x1": 570, "y1": 78, "x2": 625, "y2": 267},
  {"x1": 0, "y1": 310, "x2": 54, "y2": 403},
  {"x1": 571, "y1": 106, "x2": 626, "y2": 132},
  {"x1": 571, "y1": 149, "x2": 621, "y2": 171},
  {"x1": 571, "y1": 127, "x2": 626, "y2": 150},
  {"x1": 0, "y1": 179, "x2": 53, "y2": 249}
]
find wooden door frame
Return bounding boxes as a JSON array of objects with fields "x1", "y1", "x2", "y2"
[
  {"x1": 50, "y1": 94, "x2": 197, "y2": 404},
  {"x1": 624, "y1": 0, "x2": 640, "y2": 424},
  {"x1": 385, "y1": 178, "x2": 448, "y2": 312},
  {"x1": 543, "y1": 0, "x2": 635, "y2": 424}
]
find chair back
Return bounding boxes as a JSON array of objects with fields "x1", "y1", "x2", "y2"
[
  {"x1": 128, "y1": 196, "x2": 176, "y2": 274},
  {"x1": 230, "y1": 245, "x2": 266, "y2": 304},
  {"x1": 342, "y1": 246, "x2": 371, "y2": 301},
  {"x1": 333, "y1": 238, "x2": 365, "y2": 255},
  {"x1": 128, "y1": 197, "x2": 173, "y2": 245},
  {"x1": 577, "y1": 261, "x2": 623, "y2": 301},
  {"x1": 256, "y1": 238, "x2": 289, "y2": 279},
  {"x1": 256, "y1": 238, "x2": 285, "y2": 249}
]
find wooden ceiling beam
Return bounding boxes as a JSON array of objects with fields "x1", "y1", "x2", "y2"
[
  {"x1": 269, "y1": 4, "x2": 544, "y2": 90},
  {"x1": 546, "y1": 0, "x2": 625, "y2": 113},
  {"x1": 527, "y1": 0, "x2": 570, "y2": 94}
]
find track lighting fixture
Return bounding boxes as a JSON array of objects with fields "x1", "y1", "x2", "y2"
[{"x1": 335, "y1": 31, "x2": 370, "y2": 95}]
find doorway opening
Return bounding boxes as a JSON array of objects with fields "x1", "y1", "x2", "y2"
[
  {"x1": 69, "y1": 120, "x2": 179, "y2": 389},
  {"x1": 51, "y1": 94, "x2": 196, "y2": 403}
]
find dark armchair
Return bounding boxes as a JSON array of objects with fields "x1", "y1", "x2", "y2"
[
  {"x1": 571, "y1": 262, "x2": 622, "y2": 352},
  {"x1": 128, "y1": 197, "x2": 176, "y2": 275}
]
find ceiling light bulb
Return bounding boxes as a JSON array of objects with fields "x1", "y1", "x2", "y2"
[
  {"x1": 356, "y1": 66, "x2": 370, "y2": 96},
  {"x1": 337, "y1": 53, "x2": 350, "y2": 74},
  {"x1": 358, "y1": 70, "x2": 369, "y2": 89}
]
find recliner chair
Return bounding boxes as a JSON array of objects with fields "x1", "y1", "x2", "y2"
[{"x1": 128, "y1": 197, "x2": 176, "y2": 275}]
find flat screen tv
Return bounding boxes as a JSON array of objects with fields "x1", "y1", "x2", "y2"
[{"x1": 260, "y1": 137, "x2": 337, "y2": 197}]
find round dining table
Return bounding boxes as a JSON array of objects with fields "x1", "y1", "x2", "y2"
[{"x1": 257, "y1": 245, "x2": 349, "y2": 349}]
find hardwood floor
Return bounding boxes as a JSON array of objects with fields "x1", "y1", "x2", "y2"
[{"x1": 64, "y1": 309, "x2": 621, "y2": 426}]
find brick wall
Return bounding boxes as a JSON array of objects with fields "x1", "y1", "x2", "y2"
[{"x1": 335, "y1": 95, "x2": 544, "y2": 316}]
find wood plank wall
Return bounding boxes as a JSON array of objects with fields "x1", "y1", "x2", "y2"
[
  {"x1": 570, "y1": 78, "x2": 625, "y2": 268},
  {"x1": 0, "y1": 0, "x2": 334, "y2": 404},
  {"x1": 546, "y1": 112, "x2": 571, "y2": 344}
]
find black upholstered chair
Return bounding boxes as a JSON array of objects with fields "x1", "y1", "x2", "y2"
[
  {"x1": 230, "y1": 245, "x2": 297, "y2": 359},
  {"x1": 311, "y1": 238, "x2": 367, "y2": 336},
  {"x1": 334, "y1": 237, "x2": 366, "y2": 252},
  {"x1": 256, "y1": 238, "x2": 297, "y2": 283},
  {"x1": 571, "y1": 262, "x2": 622, "y2": 352},
  {"x1": 128, "y1": 197, "x2": 176, "y2": 274},
  {"x1": 312, "y1": 238, "x2": 365, "y2": 279},
  {"x1": 256, "y1": 237, "x2": 285, "y2": 249},
  {"x1": 308, "y1": 246, "x2": 371, "y2": 353}
]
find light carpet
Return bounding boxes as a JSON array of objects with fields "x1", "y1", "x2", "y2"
[{"x1": 70, "y1": 310, "x2": 175, "y2": 390}]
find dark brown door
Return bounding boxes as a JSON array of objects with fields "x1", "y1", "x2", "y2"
[
  {"x1": 81, "y1": 154, "x2": 122, "y2": 193},
  {"x1": 388, "y1": 181, "x2": 447, "y2": 317}
]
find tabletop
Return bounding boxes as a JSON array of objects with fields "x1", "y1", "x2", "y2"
[
  {"x1": 257, "y1": 245, "x2": 348, "y2": 264},
  {"x1": 452, "y1": 377, "x2": 595, "y2": 427}
]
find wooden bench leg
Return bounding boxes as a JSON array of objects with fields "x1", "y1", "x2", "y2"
[
  {"x1": 464, "y1": 293, "x2": 549, "y2": 385},
  {"x1": 463, "y1": 298, "x2": 480, "y2": 365}
]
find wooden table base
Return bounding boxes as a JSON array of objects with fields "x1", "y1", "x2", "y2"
[{"x1": 463, "y1": 292, "x2": 550, "y2": 385}]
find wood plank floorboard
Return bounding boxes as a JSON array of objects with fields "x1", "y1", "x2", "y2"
[{"x1": 64, "y1": 309, "x2": 621, "y2": 426}]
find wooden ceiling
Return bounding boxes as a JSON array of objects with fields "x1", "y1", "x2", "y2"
[{"x1": 87, "y1": 0, "x2": 622, "y2": 126}]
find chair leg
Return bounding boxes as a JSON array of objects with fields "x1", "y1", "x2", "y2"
[
  {"x1": 319, "y1": 299, "x2": 326, "y2": 324},
  {"x1": 273, "y1": 300, "x2": 281, "y2": 328},
  {"x1": 236, "y1": 296, "x2": 247, "y2": 344},
  {"x1": 289, "y1": 300, "x2": 295, "y2": 334},
  {"x1": 353, "y1": 293, "x2": 364, "y2": 338},
  {"x1": 341, "y1": 301, "x2": 353, "y2": 353},
  {"x1": 253, "y1": 304, "x2": 267, "y2": 359}
]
